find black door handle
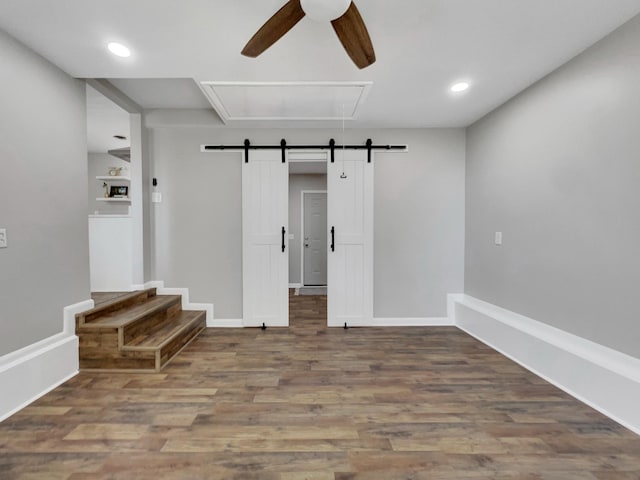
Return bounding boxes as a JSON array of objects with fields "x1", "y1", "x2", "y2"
[
  {"x1": 281, "y1": 226, "x2": 286, "y2": 252},
  {"x1": 331, "y1": 226, "x2": 335, "y2": 252}
]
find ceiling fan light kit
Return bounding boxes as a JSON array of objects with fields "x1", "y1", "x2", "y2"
[
  {"x1": 450, "y1": 82, "x2": 470, "y2": 93},
  {"x1": 241, "y1": 0, "x2": 376, "y2": 69},
  {"x1": 107, "y1": 42, "x2": 131, "y2": 58},
  {"x1": 300, "y1": 0, "x2": 351, "y2": 21}
]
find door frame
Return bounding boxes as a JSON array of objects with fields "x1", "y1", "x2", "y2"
[{"x1": 300, "y1": 189, "x2": 328, "y2": 287}]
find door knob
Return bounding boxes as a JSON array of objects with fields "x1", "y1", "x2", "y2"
[{"x1": 304, "y1": 243, "x2": 309, "y2": 247}]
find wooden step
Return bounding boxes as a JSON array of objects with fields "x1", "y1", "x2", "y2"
[
  {"x1": 78, "y1": 293, "x2": 178, "y2": 329},
  {"x1": 76, "y1": 290, "x2": 206, "y2": 372},
  {"x1": 123, "y1": 310, "x2": 206, "y2": 370},
  {"x1": 78, "y1": 288, "x2": 157, "y2": 326},
  {"x1": 80, "y1": 293, "x2": 180, "y2": 334}
]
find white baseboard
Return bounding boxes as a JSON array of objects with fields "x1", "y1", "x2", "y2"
[
  {"x1": 0, "y1": 299, "x2": 93, "y2": 422},
  {"x1": 144, "y1": 281, "x2": 217, "y2": 327},
  {"x1": 214, "y1": 319, "x2": 243, "y2": 328},
  {"x1": 64, "y1": 299, "x2": 95, "y2": 334},
  {"x1": 289, "y1": 283, "x2": 302, "y2": 289},
  {"x1": 371, "y1": 317, "x2": 453, "y2": 327},
  {"x1": 450, "y1": 294, "x2": 640, "y2": 436},
  {"x1": 191, "y1": 303, "x2": 215, "y2": 327},
  {"x1": 131, "y1": 280, "x2": 164, "y2": 291}
]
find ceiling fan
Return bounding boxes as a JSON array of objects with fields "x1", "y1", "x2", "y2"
[{"x1": 241, "y1": 0, "x2": 376, "y2": 69}]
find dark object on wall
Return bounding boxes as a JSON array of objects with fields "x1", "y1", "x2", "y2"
[
  {"x1": 109, "y1": 185, "x2": 129, "y2": 198},
  {"x1": 108, "y1": 147, "x2": 131, "y2": 162}
]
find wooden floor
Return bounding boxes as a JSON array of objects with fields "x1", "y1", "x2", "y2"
[{"x1": 1, "y1": 293, "x2": 639, "y2": 479}]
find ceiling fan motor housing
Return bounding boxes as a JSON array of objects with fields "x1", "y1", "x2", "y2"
[{"x1": 300, "y1": 0, "x2": 351, "y2": 21}]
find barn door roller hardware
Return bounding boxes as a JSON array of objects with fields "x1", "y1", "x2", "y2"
[{"x1": 203, "y1": 139, "x2": 407, "y2": 162}]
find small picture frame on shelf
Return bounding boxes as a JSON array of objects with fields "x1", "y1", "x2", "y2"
[{"x1": 109, "y1": 186, "x2": 129, "y2": 198}]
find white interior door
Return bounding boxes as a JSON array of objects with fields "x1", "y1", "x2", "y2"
[
  {"x1": 327, "y1": 149, "x2": 373, "y2": 327},
  {"x1": 242, "y1": 150, "x2": 288, "y2": 327},
  {"x1": 303, "y1": 191, "x2": 327, "y2": 286}
]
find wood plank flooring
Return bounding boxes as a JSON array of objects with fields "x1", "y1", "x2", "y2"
[{"x1": 1, "y1": 292, "x2": 639, "y2": 479}]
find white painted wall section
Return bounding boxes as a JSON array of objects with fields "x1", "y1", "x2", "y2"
[{"x1": 89, "y1": 216, "x2": 133, "y2": 291}]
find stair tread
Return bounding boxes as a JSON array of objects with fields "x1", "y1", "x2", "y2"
[
  {"x1": 123, "y1": 310, "x2": 206, "y2": 350},
  {"x1": 80, "y1": 295, "x2": 182, "y2": 329},
  {"x1": 81, "y1": 288, "x2": 156, "y2": 318}
]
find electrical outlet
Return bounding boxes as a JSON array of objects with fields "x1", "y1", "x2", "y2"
[{"x1": 0, "y1": 228, "x2": 7, "y2": 248}]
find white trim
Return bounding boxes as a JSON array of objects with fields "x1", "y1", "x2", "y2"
[
  {"x1": 131, "y1": 280, "x2": 164, "y2": 291},
  {"x1": 371, "y1": 317, "x2": 453, "y2": 327},
  {"x1": 198, "y1": 81, "x2": 373, "y2": 123},
  {"x1": 210, "y1": 318, "x2": 243, "y2": 328},
  {"x1": 156, "y1": 286, "x2": 215, "y2": 327},
  {"x1": 288, "y1": 151, "x2": 329, "y2": 162},
  {"x1": 63, "y1": 299, "x2": 95, "y2": 334},
  {"x1": 450, "y1": 294, "x2": 640, "y2": 435},
  {"x1": 289, "y1": 283, "x2": 302, "y2": 289},
  {"x1": 0, "y1": 299, "x2": 93, "y2": 422},
  {"x1": 190, "y1": 303, "x2": 214, "y2": 328},
  {"x1": 157, "y1": 286, "x2": 190, "y2": 306}
]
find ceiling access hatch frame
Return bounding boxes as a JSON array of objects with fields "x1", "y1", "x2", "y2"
[{"x1": 198, "y1": 81, "x2": 372, "y2": 123}]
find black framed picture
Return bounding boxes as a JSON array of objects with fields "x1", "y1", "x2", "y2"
[{"x1": 109, "y1": 185, "x2": 129, "y2": 198}]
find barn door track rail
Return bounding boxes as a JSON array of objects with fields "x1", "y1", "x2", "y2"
[{"x1": 201, "y1": 139, "x2": 408, "y2": 163}]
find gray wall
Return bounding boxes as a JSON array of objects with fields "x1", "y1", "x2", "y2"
[
  {"x1": 0, "y1": 29, "x2": 90, "y2": 355},
  {"x1": 288, "y1": 174, "x2": 327, "y2": 285},
  {"x1": 148, "y1": 127, "x2": 465, "y2": 319},
  {"x1": 465, "y1": 15, "x2": 640, "y2": 358}
]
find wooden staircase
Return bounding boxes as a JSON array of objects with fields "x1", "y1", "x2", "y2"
[{"x1": 75, "y1": 288, "x2": 206, "y2": 372}]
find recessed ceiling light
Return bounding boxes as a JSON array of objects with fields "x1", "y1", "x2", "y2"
[
  {"x1": 450, "y1": 82, "x2": 470, "y2": 93},
  {"x1": 107, "y1": 42, "x2": 131, "y2": 58}
]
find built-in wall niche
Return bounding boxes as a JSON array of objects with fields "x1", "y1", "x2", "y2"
[
  {"x1": 88, "y1": 153, "x2": 131, "y2": 215},
  {"x1": 96, "y1": 172, "x2": 131, "y2": 203}
]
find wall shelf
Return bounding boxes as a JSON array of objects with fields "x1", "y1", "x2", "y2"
[
  {"x1": 96, "y1": 197, "x2": 131, "y2": 203},
  {"x1": 96, "y1": 175, "x2": 131, "y2": 182}
]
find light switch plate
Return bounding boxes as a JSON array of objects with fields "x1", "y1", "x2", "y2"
[
  {"x1": 152, "y1": 192, "x2": 162, "y2": 203},
  {"x1": 494, "y1": 231, "x2": 502, "y2": 246},
  {"x1": 0, "y1": 228, "x2": 7, "y2": 248}
]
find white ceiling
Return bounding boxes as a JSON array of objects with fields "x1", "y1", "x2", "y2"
[{"x1": 2, "y1": 0, "x2": 640, "y2": 128}]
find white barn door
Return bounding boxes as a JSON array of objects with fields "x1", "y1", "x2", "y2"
[
  {"x1": 242, "y1": 150, "x2": 289, "y2": 327},
  {"x1": 327, "y1": 149, "x2": 373, "y2": 327}
]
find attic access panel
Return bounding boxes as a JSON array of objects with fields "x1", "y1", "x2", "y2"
[{"x1": 199, "y1": 81, "x2": 372, "y2": 123}]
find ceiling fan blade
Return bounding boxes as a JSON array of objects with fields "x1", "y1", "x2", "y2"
[
  {"x1": 242, "y1": 0, "x2": 306, "y2": 58},
  {"x1": 331, "y1": 2, "x2": 376, "y2": 69}
]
